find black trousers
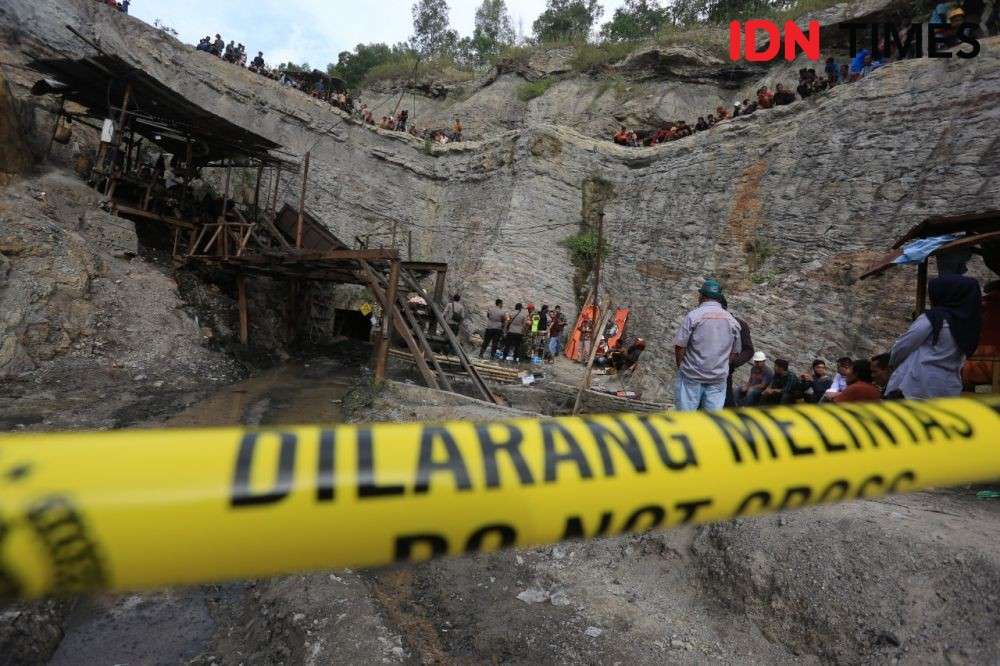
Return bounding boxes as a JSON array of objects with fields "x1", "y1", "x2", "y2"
[
  {"x1": 503, "y1": 333, "x2": 524, "y2": 362},
  {"x1": 480, "y1": 328, "x2": 503, "y2": 358}
]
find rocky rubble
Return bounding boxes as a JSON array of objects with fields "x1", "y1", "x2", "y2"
[{"x1": 0, "y1": 171, "x2": 247, "y2": 428}]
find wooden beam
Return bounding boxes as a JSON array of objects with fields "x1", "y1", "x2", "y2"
[
  {"x1": 292, "y1": 249, "x2": 399, "y2": 261},
  {"x1": 113, "y1": 204, "x2": 196, "y2": 230},
  {"x1": 237, "y1": 274, "x2": 249, "y2": 345},
  {"x1": 428, "y1": 268, "x2": 447, "y2": 337},
  {"x1": 573, "y1": 299, "x2": 614, "y2": 416},
  {"x1": 269, "y1": 167, "x2": 281, "y2": 221},
  {"x1": 399, "y1": 268, "x2": 499, "y2": 405},
  {"x1": 396, "y1": 288, "x2": 453, "y2": 392},
  {"x1": 401, "y1": 261, "x2": 449, "y2": 273},
  {"x1": 252, "y1": 161, "x2": 264, "y2": 221},
  {"x1": 220, "y1": 166, "x2": 232, "y2": 259},
  {"x1": 296, "y1": 151, "x2": 310, "y2": 248},
  {"x1": 376, "y1": 259, "x2": 401, "y2": 380},
  {"x1": 104, "y1": 81, "x2": 132, "y2": 197},
  {"x1": 361, "y1": 262, "x2": 438, "y2": 389}
]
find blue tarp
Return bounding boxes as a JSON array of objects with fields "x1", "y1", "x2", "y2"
[{"x1": 893, "y1": 233, "x2": 964, "y2": 264}]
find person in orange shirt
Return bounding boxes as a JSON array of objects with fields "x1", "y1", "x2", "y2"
[{"x1": 832, "y1": 359, "x2": 882, "y2": 403}]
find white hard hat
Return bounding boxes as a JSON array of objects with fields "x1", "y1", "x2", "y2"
[{"x1": 752, "y1": 351, "x2": 767, "y2": 362}]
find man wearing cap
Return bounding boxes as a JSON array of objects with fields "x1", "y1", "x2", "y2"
[
  {"x1": 737, "y1": 352, "x2": 773, "y2": 406},
  {"x1": 673, "y1": 279, "x2": 742, "y2": 411}
]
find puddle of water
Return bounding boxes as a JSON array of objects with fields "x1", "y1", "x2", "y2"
[{"x1": 164, "y1": 359, "x2": 355, "y2": 428}]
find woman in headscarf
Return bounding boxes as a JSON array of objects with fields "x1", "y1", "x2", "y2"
[{"x1": 885, "y1": 275, "x2": 982, "y2": 399}]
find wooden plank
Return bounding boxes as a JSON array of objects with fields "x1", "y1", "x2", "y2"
[
  {"x1": 377, "y1": 260, "x2": 401, "y2": 380},
  {"x1": 237, "y1": 274, "x2": 248, "y2": 345},
  {"x1": 573, "y1": 299, "x2": 614, "y2": 415},
  {"x1": 401, "y1": 261, "x2": 449, "y2": 273},
  {"x1": 396, "y1": 289, "x2": 453, "y2": 392},
  {"x1": 293, "y1": 249, "x2": 399, "y2": 261},
  {"x1": 429, "y1": 268, "x2": 447, "y2": 337},
  {"x1": 399, "y1": 268, "x2": 499, "y2": 405},
  {"x1": 114, "y1": 204, "x2": 196, "y2": 229},
  {"x1": 296, "y1": 151, "x2": 310, "y2": 248},
  {"x1": 361, "y1": 262, "x2": 438, "y2": 389}
]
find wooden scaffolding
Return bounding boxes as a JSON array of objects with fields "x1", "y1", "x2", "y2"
[{"x1": 29, "y1": 54, "x2": 499, "y2": 405}]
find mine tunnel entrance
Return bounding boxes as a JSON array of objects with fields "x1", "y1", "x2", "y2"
[{"x1": 335, "y1": 309, "x2": 372, "y2": 341}]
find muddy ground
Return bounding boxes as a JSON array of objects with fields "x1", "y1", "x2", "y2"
[{"x1": 2, "y1": 356, "x2": 999, "y2": 665}]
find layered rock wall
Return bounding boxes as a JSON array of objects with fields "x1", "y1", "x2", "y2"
[{"x1": 3, "y1": 0, "x2": 999, "y2": 397}]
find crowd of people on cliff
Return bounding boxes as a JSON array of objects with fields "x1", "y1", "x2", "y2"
[
  {"x1": 670, "y1": 272, "x2": 983, "y2": 412},
  {"x1": 94, "y1": 0, "x2": 130, "y2": 12},
  {"x1": 612, "y1": 55, "x2": 880, "y2": 148}
]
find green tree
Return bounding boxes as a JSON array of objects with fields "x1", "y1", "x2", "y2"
[
  {"x1": 411, "y1": 0, "x2": 459, "y2": 56},
  {"x1": 328, "y1": 43, "x2": 411, "y2": 88},
  {"x1": 472, "y1": 0, "x2": 516, "y2": 62},
  {"x1": 600, "y1": 0, "x2": 671, "y2": 41},
  {"x1": 276, "y1": 62, "x2": 311, "y2": 73},
  {"x1": 532, "y1": 0, "x2": 604, "y2": 42}
]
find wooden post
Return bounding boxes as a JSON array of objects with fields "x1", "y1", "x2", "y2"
[
  {"x1": 391, "y1": 222, "x2": 397, "y2": 252},
  {"x1": 428, "y1": 269, "x2": 447, "y2": 336},
  {"x1": 220, "y1": 165, "x2": 232, "y2": 258},
  {"x1": 237, "y1": 274, "x2": 249, "y2": 345},
  {"x1": 592, "y1": 212, "x2": 604, "y2": 324},
  {"x1": 915, "y1": 260, "x2": 928, "y2": 316},
  {"x1": 296, "y1": 152, "x2": 310, "y2": 248},
  {"x1": 572, "y1": 299, "x2": 615, "y2": 415},
  {"x1": 399, "y1": 268, "x2": 499, "y2": 404},
  {"x1": 397, "y1": 289, "x2": 453, "y2": 392},
  {"x1": 361, "y1": 262, "x2": 438, "y2": 389},
  {"x1": 252, "y1": 161, "x2": 264, "y2": 222},
  {"x1": 375, "y1": 259, "x2": 401, "y2": 379},
  {"x1": 45, "y1": 97, "x2": 65, "y2": 159},
  {"x1": 105, "y1": 81, "x2": 132, "y2": 197},
  {"x1": 269, "y1": 167, "x2": 281, "y2": 221}
]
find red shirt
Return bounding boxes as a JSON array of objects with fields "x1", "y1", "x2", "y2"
[{"x1": 832, "y1": 381, "x2": 882, "y2": 403}]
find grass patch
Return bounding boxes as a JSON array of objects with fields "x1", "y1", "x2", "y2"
[
  {"x1": 570, "y1": 41, "x2": 637, "y2": 71},
  {"x1": 745, "y1": 233, "x2": 774, "y2": 273},
  {"x1": 560, "y1": 230, "x2": 609, "y2": 271},
  {"x1": 365, "y1": 54, "x2": 476, "y2": 85},
  {"x1": 491, "y1": 44, "x2": 537, "y2": 68},
  {"x1": 517, "y1": 78, "x2": 555, "y2": 102}
]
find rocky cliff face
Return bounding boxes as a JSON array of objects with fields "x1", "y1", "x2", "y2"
[{"x1": 3, "y1": 0, "x2": 999, "y2": 398}]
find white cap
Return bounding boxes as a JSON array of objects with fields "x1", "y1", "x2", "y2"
[{"x1": 752, "y1": 351, "x2": 767, "y2": 362}]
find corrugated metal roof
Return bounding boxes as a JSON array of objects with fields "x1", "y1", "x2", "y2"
[{"x1": 30, "y1": 55, "x2": 292, "y2": 166}]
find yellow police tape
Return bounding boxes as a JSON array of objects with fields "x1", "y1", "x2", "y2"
[{"x1": 1, "y1": 396, "x2": 998, "y2": 599}]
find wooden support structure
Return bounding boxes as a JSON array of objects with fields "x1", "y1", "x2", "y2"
[
  {"x1": 399, "y1": 268, "x2": 499, "y2": 405},
  {"x1": 44, "y1": 96, "x2": 65, "y2": 159},
  {"x1": 269, "y1": 167, "x2": 281, "y2": 221},
  {"x1": 428, "y1": 268, "x2": 447, "y2": 337},
  {"x1": 360, "y1": 261, "x2": 439, "y2": 389},
  {"x1": 252, "y1": 162, "x2": 264, "y2": 221},
  {"x1": 104, "y1": 81, "x2": 132, "y2": 198},
  {"x1": 396, "y1": 289, "x2": 453, "y2": 392},
  {"x1": 219, "y1": 166, "x2": 232, "y2": 259},
  {"x1": 237, "y1": 274, "x2": 249, "y2": 345},
  {"x1": 375, "y1": 259, "x2": 401, "y2": 380},
  {"x1": 572, "y1": 299, "x2": 615, "y2": 416},
  {"x1": 296, "y1": 151, "x2": 310, "y2": 248}
]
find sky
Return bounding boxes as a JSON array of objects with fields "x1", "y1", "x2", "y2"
[{"x1": 132, "y1": 0, "x2": 628, "y2": 70}]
